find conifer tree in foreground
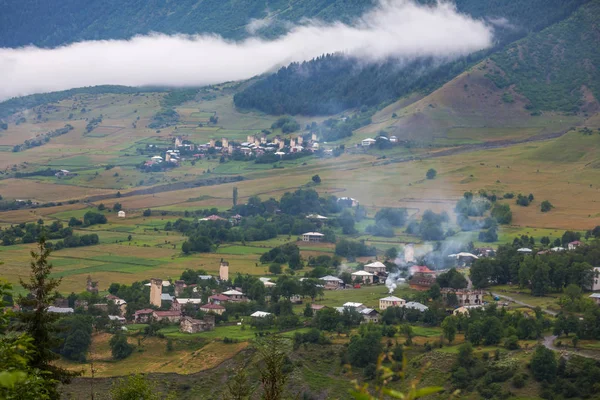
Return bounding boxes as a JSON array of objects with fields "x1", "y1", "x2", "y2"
[{"x1": 17, "y1": 237, "x2": 78, "y2": 399}]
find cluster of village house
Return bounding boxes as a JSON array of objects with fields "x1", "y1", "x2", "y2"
[
  {"x1": 42, "y1": 256, "x2": 504, "y2": 335},
  {"x1": 145, "y1": 133, "x2": 327, "y2": 167}
]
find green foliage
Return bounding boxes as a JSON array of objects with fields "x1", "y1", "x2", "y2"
[
  {"x1": 110, "y1": 374, "x2": 159, "y2": 400},
  {"x1": 271, "y1": 116, "x2": 300, "y2": 133},
  {"x1": 491, "y1": 203, "x2": 512, "y2": 224},
  {"x1": 0, "y1": 280, "x2": 56, "y2": 400},
  {"x1": 17, "y1": 238, "x2": 79, "y2": 396},
  {"x1": 148, "y1": 109, "x2": 180, "y2": 129},
  {"x1": 490, "y1": 0, "x2": 600, "y2": 113},
  {"x1": 348, "y1": 331, "x2": 383, "y2": 368},
  {"x1": 425, "y1": 169, "x2": 437, "y2": 180},
  {"x1": 436, "y1": 268, "x2": 468, "y2": 289},
  {"x1": 530, "y1": 345, "x2": 557, "y2": 382},
  {"x1": 11, "y1": 125, "x2": 73, "y2": 153},
  {"x1": 335, "y1": 239, "x2": 376, "y2": 258},
  {"x1": 160, "y1": 89, "x2": 197, "y2": 108},
  {"x1": 540, "y1": 200, "x2": 553, "y2": 212},
  {"x1": 374, "y1": 208, "x2": 407, "y2": 227},
  {"x1": 110, "y1": 333, "x2": 134, "y2": 360}
]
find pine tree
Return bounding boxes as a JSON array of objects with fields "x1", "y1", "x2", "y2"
[{"x1": 17, "y1": 237, "x2": 79, "y2": 398}]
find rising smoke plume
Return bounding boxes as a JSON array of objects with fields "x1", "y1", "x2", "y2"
[{"x1": 0, "y1": 0, "x2": 494, "y2": 101}]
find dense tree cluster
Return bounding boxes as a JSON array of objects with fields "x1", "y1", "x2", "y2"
[
  {"x1": 148, "y1": 109, "x2": 179, "y2": 129},
  {"x1": 470, "y1": 240, "x2": 599, "y2": 294},
  {"x1": 0, "y1": 220, "x2": 99, "y2": 250},
  {"x1": 406, "y1": 210, "x2": 449, "y2": 241}
]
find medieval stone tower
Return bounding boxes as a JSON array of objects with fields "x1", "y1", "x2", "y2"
[
  {"x1": 219, "y1": 260, "x2": 229, "y2": 281},
  {"x1": 150, "y1": 278, "x2": 163, "y2": 307},
  {"x1": 174, "y1": 280, "x2": 185, "y2": 297}
]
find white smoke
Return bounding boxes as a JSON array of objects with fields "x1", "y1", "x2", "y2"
[
  {"x1": 385, "y1": 272, "x2": 406, "y2": 294},
  {"x1": 0, "y1": 0, "x2": 494, "y2": 100}
]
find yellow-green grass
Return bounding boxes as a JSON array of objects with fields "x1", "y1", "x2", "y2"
[
  {"x1": 56, "y1": 333, "x2": 248, "y2": 377},
  {"x1": 307, "y1": 285, "x2": 417, "y2": 310},
  {"x1": 490, "y1": 285, "x2": 561, "y2": 310}
]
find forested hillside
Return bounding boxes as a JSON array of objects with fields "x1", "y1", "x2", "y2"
[
  {"x1": 490, "y1": 0, "x2": 600, "y2": 113},
  {"x1": 233, "y1": 54, "x2": 481, "y2": 115},
  {"x1": 0, "y1": 0, "x2": 373, "y2": 47},
  {"x1": 234, "y1": 0, "x2": 591, "y2": 116}
]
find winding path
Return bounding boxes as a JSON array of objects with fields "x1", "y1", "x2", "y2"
[{"x1": 491, "y1": 292, "x2": 600, "y2": 359}]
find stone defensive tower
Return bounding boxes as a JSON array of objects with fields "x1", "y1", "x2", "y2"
[
  {"x1": 150, "y1": 278, "x2": 163, "y2": 307},
  {"x1": 219, "y1": 259, "x2": 229, "y2": 281}
]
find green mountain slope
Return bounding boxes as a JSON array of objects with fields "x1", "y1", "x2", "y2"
[
  {"x1": 233, "y1": 0, "x2": 592, "y2": 116},
  {"x1": 490, "y1": 0, "x2": 600, "y2": 113},
  {"x1": 0, "y1": 0, "x2": 373, "y2": 47}
]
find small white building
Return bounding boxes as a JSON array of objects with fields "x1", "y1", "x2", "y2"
[
  {"x1": 351, "y1": 270, "x2": 375, "y2": 284},
  {"x1": 364, "y1": 261, "x2": 387, "y2": 274},
  {"x1": 302, "y1": 232, "x2": 324, "y2": 242},
  {"x1": 379, "y1": 296, "x2": 406, "y2": 310},
  {"x1": 360, "y1": 308, "x2": 380, "y2": 323},
  {"x1": 343, "y1": 302, "x2": 366, "y2": 311},
  {"x1": 250, "y1": 311, "x2": 272, "y2": 318},
  {"x1": 361, "y1": 138, "x2": 376, "y2": 146},
  {"x1": 222, "y1": 290, "x2": 247, "y2": 302},
  {"x1": 320, "y1": 275, "x2": 344, "y2": 289},
  {"x1": 589, "y1": 293, "x2": 600, "y2": 305},
  {"x1": 517, "y1": 248, "x2": 532, "y2": 253},
  {"x1": 568, "y1": 241, "x2": 583, "y2": 250},
  {"x1": 117, "y1": 211, "x2": 126, "y2": 218}
]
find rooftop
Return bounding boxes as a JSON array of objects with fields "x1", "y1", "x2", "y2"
[
  {"x1": 303, "y1": 232, "x2": 324, "y2": 236},
  {"x1": 222, "y1": 290, "x2": 244, "y2": 296},
  {"x1": 343, "y1": 302, "x2": 364, "y2": 308},
  {"x1": 352, "y1": 270, "x2": 374, "y2": 276},
  {"x1": 250, "y1": 311, "x2": 271, "y2": 318},
  {"x1": 201, "y1": 303, "x2": 226, "y2": 310},
  {"x1": 380, "y1": 296, "x2": 405, "y2": 302},
  {"x1": 365, "y1": 261, "x2": 386, "y2": 268}
]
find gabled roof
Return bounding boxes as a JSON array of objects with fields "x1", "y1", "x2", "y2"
[
  {"x1": 48, "y1": 306, "x2": 74, "y2": 313},
  {"x1": 198, "y1": 275, "x2": 213, "y2": 280},
  {"x1": 517, "y1": 248, "x2": 532, "y2": 253},
  {"x1": 152, "y1": 310, "x2": 181, "y2": 317},
  {"x1": 250, "y1": 311, "x2": 271, "y2": 318},
  {"x1": 352, "y1": 270, "x2": 374, "y2": 276},
  {"x1": 360, "y1": 308, "x2": 379, "y2": 315},
  {"x1": 320, "y1": 275, "x2": 343, "y2": 282},
  {"x1": 222, "y1": 290, "x2": 244, "y2": 296},
  {"x1": 365, "y1": 261, "x2": 386, "y2": 268},
  {"x1": 176, "y1": 298, "x2": 203, "y2": 304},
  {"x1": 380, "y1": 296, "x2": 405, "y2": 302},
  {"x1": 303, "y1": 232, "x2": 324, "y2": 236},
  {"x1": 161, "y1": 293, "x2": 174, "y2": 301},
  {"x1": 410, "y1": 265, "x2": 433, "y2": 274},
  {"x1": 589, "y1": 293, "x2": 600, "y2": 299},
  {"x1": 343, "y1": 302, "x2": 364, "y2": 308},
  {"x1": 200, "y1": 303, "x2": 226, "y2": 310}
]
